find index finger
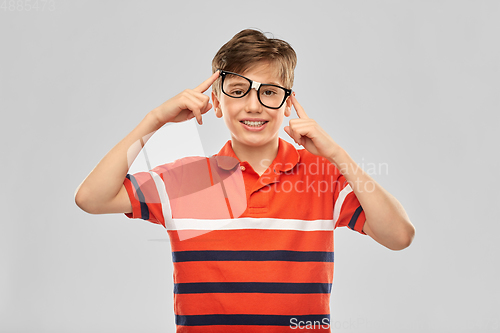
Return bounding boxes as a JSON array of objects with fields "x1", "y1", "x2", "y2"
[
  {"x1": 193, "y1": 70, "x2": 220, "y2": 93},
  {"x1": 291, "y1": 94, "x2": 309, "y2": 119}
]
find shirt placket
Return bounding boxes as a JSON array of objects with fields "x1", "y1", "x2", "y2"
[{"x1": 242, "y1": 163, "x2": 282, "y2": 215}]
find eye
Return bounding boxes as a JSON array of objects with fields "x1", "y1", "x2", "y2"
[
  {"x1": 230, "y1": 89, "x2": 245, "y2": 96},
  {"x1": 262, "y1": 89, "x2": 277, "y2": 96}
]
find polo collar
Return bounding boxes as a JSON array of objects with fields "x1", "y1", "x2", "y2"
[
  {"x1": 214, "y1": 138, "x2": 301, "y2": 173},
  {"x1": 213, "y1": 140, "x2": 240, "y2": 170}
]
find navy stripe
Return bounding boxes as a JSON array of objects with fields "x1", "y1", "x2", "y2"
[
  {"x1": 176, "y1": 314, "x2": 330, "y2": 326},
  {"x1": 172, "y1": 250, "x2": 333, "y2": 263},
  {"x1": 348, "y1": 206, "x2": 363, "y2": 231},
  {"x1": 174, "y1": 282, "x2": 332, "y2": 294},
  {"x1": 126, "y1": 174, "x2": 149, "y2": 220}
]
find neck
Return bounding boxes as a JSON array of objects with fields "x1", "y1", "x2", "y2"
[{"x1": 230, "y1": 136, "x2": 280, "y2": 175}]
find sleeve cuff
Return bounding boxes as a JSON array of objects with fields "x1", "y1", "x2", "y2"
[
  {"x1": 123, "y1": 174, "x2": 143, "y2": 219},
  {"x1": 349, "y1": 206, "x2": 367, "y2": 235}
]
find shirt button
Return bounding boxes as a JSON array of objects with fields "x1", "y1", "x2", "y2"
[{"x1": 240, "y1": 165, "x2": 246, "y2": 171}]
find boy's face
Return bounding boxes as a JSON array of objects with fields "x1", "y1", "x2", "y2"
[{"x1": 212, "y1": 62, "x2": 292, "y2": 149}]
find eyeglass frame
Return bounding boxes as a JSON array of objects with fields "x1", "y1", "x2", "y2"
[{"x1": 218, "y1": 69, "x2": 292, "y2": 109}]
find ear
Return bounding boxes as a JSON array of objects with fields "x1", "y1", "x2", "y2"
[
  {"x1": 284, "y1": 96, "x2": 292, "y2": 117},
  {"x1": 212, "y1": 91, "x2": 223, "y2": 118}
]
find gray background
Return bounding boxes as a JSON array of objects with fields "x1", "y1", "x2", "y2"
[{"x1": 1, "y1": 1, "x2": 499, "y2": 332}]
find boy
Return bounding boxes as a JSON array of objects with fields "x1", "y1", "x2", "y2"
[{"x1": 76, "y1": 29, "x2": 415, "y2": 332}]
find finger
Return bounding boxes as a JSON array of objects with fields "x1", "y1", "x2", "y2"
[
  {"x1": 284, "y1": 125, "x2": 298, "y2": 145},
  {"x1": 192, "y1": 92, "x2": 213, "y2": 115},
  {"x1": 193, "y1": 70, "x2": 220, "y2": 94},
  {"x1": 290, "y1": 121, "x2": 311, "y2": 146},
  {"x1": 287, "y1": 119, "x2": 315, "y2": 130},
  {"x1": 284, "y1": 125, "x2": 291, "y2": 138},
  {"x1": 183, "y1": 94, "x2": 205, "y2": 125},
  {"x1": 189, "y1": 102, "x2": 213, "y2": 117},
  {"x1": 202, "y1": 103, "x2": 212, "y2": 114},
  {"x1": 291, "y1": 94, "x2": 309, "y2": 119},
  {"x1": 284, "y1": 124, "x2": 303, "y2": 146}
]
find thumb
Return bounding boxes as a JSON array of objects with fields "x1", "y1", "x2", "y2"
[{"x1": 284, "y1": 125, "x2": 291, "y2": 137}]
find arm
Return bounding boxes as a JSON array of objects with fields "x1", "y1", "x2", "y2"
[
  {"x1": 284, "y1": 94, "x2": 415, "y2": 250},
  {"x1": 327, "y1": 149, "x2": 414, "y2": 250},
  {"x1": 74, "y1": 71, "x2": 219, "y2": 214}
]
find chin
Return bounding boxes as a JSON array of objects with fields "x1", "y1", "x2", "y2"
[{"x1": 238, "y1": 134, "x2": 278, "y2": 147}]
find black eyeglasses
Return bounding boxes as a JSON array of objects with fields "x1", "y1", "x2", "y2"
[{"x1": 218, "y1": 69, "x2": 292, "y2": 109}]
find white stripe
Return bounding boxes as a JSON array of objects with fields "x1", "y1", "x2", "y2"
[
  {"x1": 166, "y1": 217, "x2": 334, "y2": 231},
  {"x1": 149, "y1": 170, "x2": 174, "y2": 229},
  {"x1": 333, "y1": 185, "x2": 353, "y2": 225}
]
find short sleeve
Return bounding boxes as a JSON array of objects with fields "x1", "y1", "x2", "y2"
[
  {"x1": 333, "y1": 173, "x2": 366, "y2": 235},
  {"x1": 123, "y1": 169, "x2": 166, "y2": 227},
  {"x1": 123, "y1": 156, "x2": 211, "y2": 226},
  {"x1": 123, "y1": 155, "x2": 244, "y2": 227}
]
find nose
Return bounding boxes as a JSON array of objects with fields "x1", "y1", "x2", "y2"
[{"x1": 244, "y1": 88, "x2": 263, "y2": 113}]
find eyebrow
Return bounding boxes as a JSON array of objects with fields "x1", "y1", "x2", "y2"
[
  {"x1": 227, "y1": 73, "x2": 283, "y2": 87},
  {"x1": 228, "y1": 81, "x2": 284, "y2": 89},
  {"x1": 226, "y1": 82, "x2": 248, "y2": 87}
]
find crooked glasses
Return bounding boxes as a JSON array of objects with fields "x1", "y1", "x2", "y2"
[{"x1": 219, "y1": 69, "x2": 292, "y2": 109}]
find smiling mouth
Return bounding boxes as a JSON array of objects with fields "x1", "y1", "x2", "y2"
[{"x1": 240, "y1": 120, "x2": 269, "y2": 127}]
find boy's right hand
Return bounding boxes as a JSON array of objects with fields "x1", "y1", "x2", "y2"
[{"x1": 152, "y1": 71, "x2": 220, "y2": 126}]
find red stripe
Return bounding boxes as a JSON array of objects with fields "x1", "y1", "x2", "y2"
[
  {"x1": 175, "y1": 293, "x2": 331, "y2": 316},
  {"x1": 173, "y1": 261, "x2": 333, "y2": 283},
  {"x1": 168, "y1": 229, "x2": 333, "y2": 252}
]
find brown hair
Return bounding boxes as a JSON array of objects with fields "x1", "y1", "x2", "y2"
[{"x1": 211, "y1": 29, "x2": 297, "y2": 96}]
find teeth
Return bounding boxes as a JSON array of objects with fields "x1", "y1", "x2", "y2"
[{"x1": 242, "y1": 120, "x2": 266, "y2": 126}]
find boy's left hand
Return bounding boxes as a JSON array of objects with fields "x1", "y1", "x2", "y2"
[{"x1": 284, "y1": 94, "x2": 340, "y2": 161}]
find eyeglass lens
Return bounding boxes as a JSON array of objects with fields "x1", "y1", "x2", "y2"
[{"x1": 222, "y1": 73, "x2": 287, "y2": 109}]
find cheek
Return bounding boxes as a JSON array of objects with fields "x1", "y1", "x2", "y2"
[
  {"x1": 221, "y1": 99, "x2": 245, "y2": 115},
  {"x1": 277, "y1": 108, "x2": 286, "y2": 119},
  {"x1": 270, "y1": 110, "x2": 285, "y2": 127},
  {"x1": 218, "y1": 97, "x2": 230, "y2": 111}
]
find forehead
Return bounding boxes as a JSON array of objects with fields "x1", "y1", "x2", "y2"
[{"x1": 239, "y1": 62, "x2": 282, "y2": 85}]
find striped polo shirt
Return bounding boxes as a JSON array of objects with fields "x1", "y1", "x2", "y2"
[{"x1": 124, "y1": 138, "x2": 366, "y2": 332}]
